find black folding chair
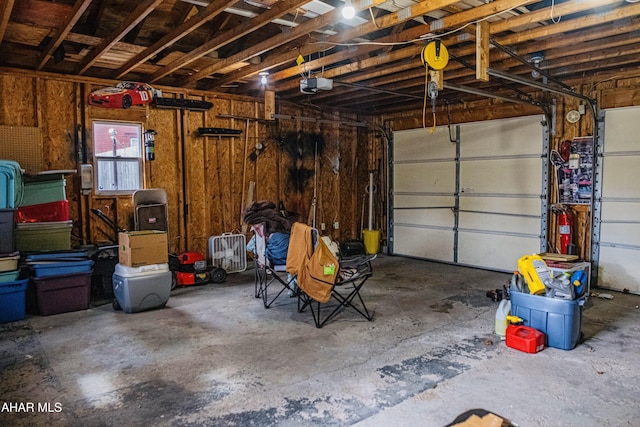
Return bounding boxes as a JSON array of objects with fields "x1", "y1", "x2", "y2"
[
  {"x1": 299, "y1": 253, "x2": 375, "y2": 328},
  {"x1": 251, "y1": 223, "x2": 297, "y2": 308}
]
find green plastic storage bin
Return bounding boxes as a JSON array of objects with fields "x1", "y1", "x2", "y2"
[
  {"x1": 0, "y1": 269, "x2": 20, "y2": 283},
  {"x1": 16, "y1": 221, "x2": 72, "y2": 252},
  {"x1": 21, "y1": 178, "x2": 66, "y2": 206}
]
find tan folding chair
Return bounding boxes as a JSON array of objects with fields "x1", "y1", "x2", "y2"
[{"x1": 287, "y1": 222, "x2": 375, "y2": 328}]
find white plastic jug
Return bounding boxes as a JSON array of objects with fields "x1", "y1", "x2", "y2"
[{"x1": 495, "y1": 299, "x2": 511, "y2": 338}]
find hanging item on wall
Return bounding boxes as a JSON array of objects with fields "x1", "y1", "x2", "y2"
[
  {"x1": 566, "y1": 110, "x2": 581, "y2": 124},
  {"x1": 88, "y1": 81, "x2": 213, "y2": 111},
  {"x1": 144, "y1": 129, "x2": 157, "y2": 161},
  {"x1": 151, "y1": 97, "x2": 213, "y2": 111},
  {"x1": 248, "y1": 141, "x2": 267, "y2": 161},
  {"x1": 197, "y1": 127, "x2": 242, "y2": 136},
  {"x1": 88, "y1": 81, "x2": 161, "y2": 109},
  {"x1": 556, "y1": 136, "x2": 593, "y2": 204}
]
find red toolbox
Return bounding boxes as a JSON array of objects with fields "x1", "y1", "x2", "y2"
[
  {"x1": 16, "y1": 200, "x2": 69, "y2": 223},
  {"x1": 506, "y1": 325, "x2": 545, "y2": 353}
]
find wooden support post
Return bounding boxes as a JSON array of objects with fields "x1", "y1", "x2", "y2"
[
  {"x1": 476, "y1": 21, "x2": 489, "y2": 82},
  {"x1": 429, "y1": 69, "x2": 444, "y2": 90},
  {"x1": 265, "y1": 90, "x2": 275, "y2": 120}
]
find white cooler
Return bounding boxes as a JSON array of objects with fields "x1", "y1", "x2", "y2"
[{"x1": 112, "y1": 263, "x2": 171, "y2": 313}]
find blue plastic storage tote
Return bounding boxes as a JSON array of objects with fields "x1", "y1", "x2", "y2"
[
  {"x1": 0, "y1": 160, "x2": 23, "y2": 208},
  {"x1": 30, "y1": 260, "x2": 94, "y2": 278},
  {"x1": 510, "y1": 290, "x2": 584, "y2": 350},
  {"x1": 0, "y1": 278, "x2": 28, "y2": 323}
]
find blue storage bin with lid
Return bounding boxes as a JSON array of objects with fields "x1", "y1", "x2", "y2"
[
  {"x1": 0, "y1": 278, "x2": 28, "y2": 323},
  {"x1": 0, "y1": 160, "x2": 24, "y2": 208},
  {"x1": 510, "y1": 290, "x2": 585, "y2": 350},
  {"x1": 29, "y1": 260, "x2": 94, "y2": 278}
]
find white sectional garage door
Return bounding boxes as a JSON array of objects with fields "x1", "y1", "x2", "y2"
[
  {"x1": 598, "y1": 106, "x2": 640, "y2": 294},
  {"x1": 392, "y1": 116, "x2": 545, "y2": 272},
  {"x1": 392, "y1": 126, "x2": 457, "y2": 263}
]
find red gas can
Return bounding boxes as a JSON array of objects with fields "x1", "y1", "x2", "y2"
[{"x1": 506, "y1": 325, "x2": 545, "y2": 353}]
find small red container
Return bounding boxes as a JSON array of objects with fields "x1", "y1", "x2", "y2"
[
  {"x1": 506, "y1": 325, "x2": 545, "y2": 353},
  {"x1": 16, "y1": 200, "x2": 69, "y2": 223}
]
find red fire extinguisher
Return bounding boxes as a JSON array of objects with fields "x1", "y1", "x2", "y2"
[{"x1": 558, "y1": 210, "x2": 572, "y2": 254}]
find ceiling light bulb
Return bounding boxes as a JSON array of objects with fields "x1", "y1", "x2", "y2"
[
  {"x1": 342, "y1": 0, "x2": 355, "y2": 19},
  {"x1": 260, "y1": 75, "x2": 267, "y2": 85}
]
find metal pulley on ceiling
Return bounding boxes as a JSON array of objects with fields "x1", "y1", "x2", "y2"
[{"x1": 421, "y1": 40, "x2": 449, "y2": 132}]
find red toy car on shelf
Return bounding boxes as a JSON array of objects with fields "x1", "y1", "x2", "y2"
[{"x1": 88, "y1": 81, "x2": 162, "y2": 109}]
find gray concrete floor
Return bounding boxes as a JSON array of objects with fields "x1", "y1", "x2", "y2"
[{"x1": 1, "y1": 255, "x2": 639, "y2": 427}]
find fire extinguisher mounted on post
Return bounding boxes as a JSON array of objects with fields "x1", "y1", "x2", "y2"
[
  {"x1": 144, "y1": 129, "x2": 156, "y2": 161},
  {"x1": 552, "y1": 204, "x2": 574, "y2": 255}
]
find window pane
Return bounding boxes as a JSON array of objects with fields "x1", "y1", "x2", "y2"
[
  {"x1": 94, "y1": 122, "x2": 141, "y2": 158},
  {"x1": 92, "y1": 120, "x2": 142, "y2": 193},
  {"x1": 97, "y1": 158, "x2": 141, "y2": 191}
]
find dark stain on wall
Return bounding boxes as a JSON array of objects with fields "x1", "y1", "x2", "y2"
[{"x1": 280, "y1": 130, "x2": 326, "y2": 193}]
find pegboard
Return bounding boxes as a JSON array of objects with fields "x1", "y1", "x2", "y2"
[{"x1": 0, "y1": 125, "x2": 44, "y2": 173}]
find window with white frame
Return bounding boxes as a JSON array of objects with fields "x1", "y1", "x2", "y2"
[{"x1": 93, "y1": 121, "x2": 143, "y2": 193}]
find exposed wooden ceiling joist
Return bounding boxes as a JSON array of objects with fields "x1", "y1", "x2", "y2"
[{"x1": 0, "y1": 0, "x2": 637, "y2": 114}]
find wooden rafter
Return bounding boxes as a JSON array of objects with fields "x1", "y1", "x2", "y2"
[
  {"x1": 213, "y1": 0, "x2": 538, "y2": 88},
  {"x1": 37, "y1": 0, "x2": 92, "y2": 71},
  {"x1": 148, "y1": 0, "x2": 310, "y2": 83},
  {"x1": 115, "y1": 0, "x2": 235, "y2": 79},
  {"x1": 77, "y1": 0, "x2": 163, "y2": 75},
  {"x1": 0, "y1": 0, "x2": 16, "y2": 46}
]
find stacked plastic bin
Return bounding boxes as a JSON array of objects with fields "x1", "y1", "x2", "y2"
[
  {"x1": 510, "y1": 254, "x2": 587, "y2": 350},
  {"x1": 25, "y1": 251, "x2": 94, "y2": 316},
  {"x1": 15, "y1": 174, "x2": 72, "y2": 252},
  {"x1": 0, "y1": 160, "x2": 27, "y2": 323}
]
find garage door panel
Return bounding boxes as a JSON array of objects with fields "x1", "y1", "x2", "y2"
[
  {"x1": 459, "y1": 196, "x2": 540, "y2": 216},
  {"x1": 458, "y1": 232, "x2": 540, "y2": 271},
  {"x1": 601, "y1": 157, "x2": 640, "y2": 198},
  {"x1": 393, "y1": 226, "x2": 454, "y2": 262},
  {"x1": 394, "y1": 163, "x2": 456, "y2": 193},
  {"x1": 598, "y1": 246, "x2": 640, "y2": 294},
  {"x1": 601, "y1": 202, "x2": 640, "y2": 221},
  {"x1": 600, "y1": 106, "x2": 640, "y2": 293},
  {"x1": 603, "y1": 108, "x2": 640, "y2": 151},
  {"x1": 460, "y1": 116, "x2": 544, "y2": 157},
  {"x1": 392, "y1": 116, "x2": 543, "y2": 270},
  {"x1": 460, "y1": 158, "x2": 541, "y2": 194},
  {"x1": 395, "y1": 208, "x2": 454, "y2": 228},
  {"x1": 459, "y1": 212, "x2": 540, "y2": 235},
  {"x1": 394, "y1": 128, "x2": 456, "y2": 160},
  {"x1": 599, "y1": 223, "x2": 640, "y2": 246},
  {"x1": 394, "y1": 195, "x2": 455, "y2": 209}
]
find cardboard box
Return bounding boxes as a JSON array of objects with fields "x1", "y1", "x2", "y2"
[{"x1": 118, "y1": 231, "x2": 168, "y2": 267}]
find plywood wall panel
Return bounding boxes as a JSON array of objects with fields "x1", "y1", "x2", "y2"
[
  {"x1": 1, "y1": 70, "x2": 373, "y2": 255},
  {"x1": 146, "y1": 107, "x2": 183, "y2": 252},
  {"x1": 0, "y1": 74, "x2": 36, "y2": 126},
  {"x1": 37, "y1": 79, "x2": 82, "y2": 246},
  {"x1": 184, "y1": 109, "x2": 209, "y2": 255}
]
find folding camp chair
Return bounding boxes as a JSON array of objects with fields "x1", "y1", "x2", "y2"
[
  {"x1": 286, "y1": 222, "x2": 375, "y2": 328},
  {"x1": 302, "y1": 254, "x2": 375, "y2": 328},
  {"x1": 251, "y1": 223, "x2": 297, "y2": 308}
]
